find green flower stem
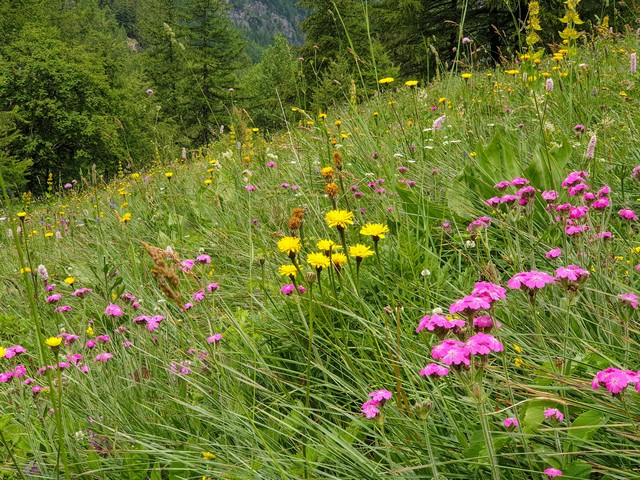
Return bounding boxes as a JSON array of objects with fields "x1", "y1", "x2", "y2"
[{"x1": 474, "y1": 370, "x2": 500, "y2": 480}]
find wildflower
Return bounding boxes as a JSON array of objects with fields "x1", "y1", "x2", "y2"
[
  {"x1": 361, "y1": 400, "x2": 380, "y2": 418},
  {"x1": 360, "y1": 223, "x2": 389, "y2": 242},
  {"x1": 349, "y1": 244, "x2": 374, "y2": 261},
  {"x1": 555, "y1": 265, "x2": 590, "y2": 287},
  {"x1": 541, "y1": 190, "x2": 558, "y2": 202},
  {"x1": 419, "y1": 363, "x2": 449, "y2": 377},
  {"x1": 619, "y1": 209, "x2": 638, "y2": 221},
  {"x1": 207, "y1": 333, "x2": 223, "y2": 343},
  {"x1": 46, "y1": 294, "x2": 62, "y2": 303},
  {"x1": 472, "y1": 315, "x2": 501, "y2": 332},
  {"x1": 196, "y1": 254, "x2": 211, "y2": 264},
  {"x1": 369, "y1": 389, "x2": 393, "y2": 404},
  {"x1": 464, "y1": 332, "x2": 504, "y2": 355},
  {"x1": 193, "y1": 290, "x2": 205, "y2": 302},
  {"x1": 618, "y1": 293, "x2": 639, "y2": 308},
  {"x1": 279, "y1": 264, "x2": 297, "y2": 279},
  {"x1": 165, "y1": 172, "x2": 173, "y2": 179},
  {"x1": 545, "y1": 78, "x2": 554, "y2": 91},
  {"x1": 317, "y1": 239, "x2": 339, "y2": 254},
  {"x1": 378, "y1": 77, "x2": 394, "y2": 84},
  {"x1": 449, "y1": 295, "x2": 491, "y2": 317},
  {"x1": 592, "y1": 197, "x2": 610, "y2": 209},
  {"x1": 281, "y1": 284, "x2": 296, "y2": 296},
  {"x1": 467, "y1": 216, "x2": 492, "y2": 232},
  {"x1": 562, "y1": 171, "x2": 588, "y2": 188},
  {"x1": 592, "y1": 367, "x2": 640, "y2": 395},
  {"x1": 508, "y1": 271, "x2": 555, "y2": 291},
  {"x1": 277, "y1": 236, "x2": 302, "y2": 258},
  {"x1": 64, "y1": 276, "x2": 75, "y2": 286},
  {"x1": 307, "y1": 252, "x2": 330, "y2": 271},
  {"x1": 5, "y1": 345, "x2": 26, "y2": 358},
  {"x1": 461, "y1": 73, "x2": 472, "y2": 79},
  {"x1": 503, "y1": 417, "x2": 519, "y2": 428},
  {"x1": 325, "y1": 210, "x2": 354, "y2": 230},
  {"x1": 494, "y1": 180, "x2": 511, "y2": 190},
  {"x1": 331, "y1": 253, "x2": 348, "y2": 271},
  {"x1": 94, "y1": 353, "x2": 113, "y2": 363},
  {"x1": 543, "y1": 408, "x2": 564, "y2": 422},
  {"x1": 546, "y1": 248, "x2": 562, "y2": 259},
  {"x1": 631, "y1": 53, "x2": 637, "y2": 74},
  {"x1": 432, "y1": 115, "x2": 446, "y2": 131},
  {"x1": 325, "y1": 183, "x2": 339, "y2": 197},
  {"x1": 71, "y1": 288, "x2": 92, "y2": 297},
  {"x1": 462, "y1": 37, "x2": 471, "y2": 44},
  {"x1": 202, "y1": 451, "x2": 216, "y2": 460},
  {"x1": 104, "y1": 303, "x2": 123, "y2": 317},
  {"x1": 416, "y1": 314, "x2": 465, "y2": 335},
  {"x1": 182, "y1": 302, "x2": 193, "y2": 311},
  {"x1": 585, "y1": 135, "x2": 597, "y2": 159},
  {"x1": 405, "y1": 80, "x2": 418, "y2": 87},
  {"x1": 54, "y1": 305, "x2": 71, "y2": 313},
  {"x1": 45, "y1": 337, "x2": 63, "y2": 349},
  {"x1": 431, "y1": 339, "x2": 470, "y2": 366},
  {"x1": 321, "y1": 167, "x2": 334, "y2": 180},
  {"x1": 120, "y1": 213, "x2": 132, "y2": 223},
  {"x1": 511, "y1": 177, "x2": 530, "y2": 187},
  {"x1": 544, "y1": 468, "x2": 563, "y2": 479}
]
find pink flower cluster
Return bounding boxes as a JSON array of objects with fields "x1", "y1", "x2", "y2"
[
  {"x1": 361, "y1": 389, "x2": 392, "y2": 418},
  {"x1": 554, "y1": 265, "x2": 589, "y2": 291},
  {"x1": 508, "y1": 270, "x2": 555, "y2": 292},
  {"x1": 133, "y1": 315, "x2": 166, "y2": 332},
  {"x1": 592, "y1": 367, "x2": 640, "y2": 395},
  {"x1": 488, "y1": 177, "x2": 537, "y2": 207}
]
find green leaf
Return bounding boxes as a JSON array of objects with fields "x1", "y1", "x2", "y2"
[
  {"x1": 563, "y1": 460, "x2": 592, "y2": 478},
  {"x1": 569, "y1": 410, "x2": 605, "y2": 440}
]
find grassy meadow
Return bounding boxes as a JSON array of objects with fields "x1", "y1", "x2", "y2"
[{"x1": 3, "y1": 26, "x2": 640, "y2": 480}]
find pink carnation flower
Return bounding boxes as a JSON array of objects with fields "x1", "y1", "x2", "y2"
[
  {"x1": 592, "y1": 367, "x2": 640, "y2": 395},
  {"x1": 196, "y1": 254, "x2": 211, "y2": 264},
  {"x1": 472, "y1": 282, "x2": 506, "y2": 303},
  {"x1": 619, "y1": 293, "x2": 639, "y2": 309},
  {"x1": 507, "y1": 271, "x2": 554, "y2": 291},
  {"x1": 619, "y1": 209, "x2": 638, "y2": 221},
  {"x1": 104, "y1": 303, "x2": 123, "y2": 317},
  {"x1": 431, "y1": 339, "x2": 470, "y2": 366},
  {"x1": 449, "y1": 295, "x2": 491, "y2": 317},
  {"x1": 419, "y1": 363, "x2": 449, "y2": 377},
  {"x1": 503, "y1": 417, "x2": 518, "y2": 428},
  {"x1": 416, "y1": 314, "x2": 465, "y2": 335},
  {"x1": 361, "y1": 400, "x2": 380, "y2": 419},
  {"x1": 207, "y1": 333, "x2": 223, "y2": 343},
  {"x1": 465, "y1": 332, "x2": 504, "y2": 356},
  {"x1": 46, "y1": 294, "x2": 62, "y2": 303},
  {"x1": 94, "y1": 352, "x2": 113, "y2": 363},
  {"x1": 544, "y1": 468, "x2": 563, "y2": 478},
  {"x1": 545, "y1": 248, "x2": 562, "y2": 259},
  {"x1": 543, "y1": 408, "x2": 564, "y2": 422}
]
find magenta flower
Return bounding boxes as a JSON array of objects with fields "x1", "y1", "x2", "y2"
[
  {"x1": 45, "y1": 284, "x2": 56, "y2": 292},
  {"x1": 206, "y1": 282, "x2": 219, "y2": 292},
  {"x1": 245, "y1": 185, "x2": 256, "y2": 191},
  {"x1": 591, "y1": 197, "x2": 610, "y2": 209},
  {"x1": 467, "y1": 216, "x2": 492, "y2": 232},
  {"x1": 472, "y1": 282, "x2": 507, "y2": 303},
  {"x1": 565, "y1": 224, "x2": 590, "y2": 235},
  {"x1": 196, "y1": 254, "x2": 211, "y2": 264},
  {"x1": 619, "y1": 209, "x2": 638, "y2": 221},
  {"x1": 503, "y1": 417, "x2": 519, "y2": 428},
  {"x1": 207, "y1": 333, "x2": 223, "y2": 343},
  {"x1": 85, "y1": 340, "x2": 96, "y2": 349},
  {"x1": 517, "y1": 185, "x2": 536, "y2": 199},
  {"x1": 4, "y1": 345, "x2": 26, "y2": 358},
  {"x1": 181, "y1": 302, "x2": 193, "y2": 311},
  {"x1": 592, "y1": 367, "x2": 640, "y2": 395},
  {"x1": 193, "y1": 290, "x2": 206, "y2": 302},
  {"x1": 486, "y1": 196, "x2": 501, "y2": 207},
  {"x1": 416, "y1": 314, "x2": 465, "y2": 335},
  {"x1": 568, "y1": 183, "x2": 589, "y2": 196},
  {"x1": 541, "y1": 190, "x2": 558, "y2": 202},
  {"x1": 507, "y1": 271, "x2": 554, "y2": 291},
  {"x1": 449, "y1": 295, "x2": 491, "y2": 317},
  {"x1": 494, "y1": 180, "x2": 511, "y2": 190},
  {"x1": 71, "y1": 288, "x2": 92, "y2": 297},
  {"x1": 369, "y1": 389, "x2": 393, "y2": 404},
  {"x1": 146, "y1": 315, "x2": 164, "y2": 332},
  {"x1": 431, "y1": 339, "x2": 470, "y2": 366},
  {"x1": 499, "y1": 194, "x2": 518, "y2": 205},
  {"x1": 104, "y1": 303, "x2": 123, "y2": 317},
  {"x1": 281, "y1": 284, "x2": 296, "y2": 295},
  {"x1": 419, "y1": 363, "x2": 449, "y2": 377},
  {"x1": 569, "y1": 205, "x2": 589, "y2": 219},
  {"x1": 544, "y1": 468, "x2": 563, "y2": 478},
  {"x1": 543, "y1": 408, "x2": 564, "y2": 422},
  {"x1": 67, "y1": 353, "x2": 83, "y2": 364},
  {"x1": 54, "y1": 305, "x2": 71, "y2": 313},
  {"x1": 472, "y1": 315, "x2": 501, "y2": 332},
  {"x1": 555, "y1": 265, "x2": 590, "y2": 287},
  {"x1": 46, "y1": 294, "x2": 62, "y2": 303},
  {"x1": 181, "y1": 259, "x2": 195, "y2": 272},
  {"x1": 465, "y1": 332, "x2": 504, "y2": 356},
  {"x1": 361, "y1": 400, "x2": 381, "y2": 419},
  {"x1": 619, "y1": 293, "x2": 639, "y2": 309},
  {"x1": 545, "y1": 248, "x2": 562, "y2": 259},
  {"x1": 94, "y1": 352, "x2": 113, "y2": 363},
  {"x1": 510, "y1": 177, "x2": 529, "y2": 187},
  {"x1": 266, "y1": 161, "x2": 277, "y2": 167},
  {"x1": 562, "y1": 171, "x2": 588, "y2": 188}
]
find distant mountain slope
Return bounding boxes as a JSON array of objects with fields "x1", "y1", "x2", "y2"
[{"x1": 228, "y1": 0, "x2": 306, "y2": 60}]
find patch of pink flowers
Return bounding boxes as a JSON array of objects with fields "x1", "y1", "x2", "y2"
[
  {"x1": 592, "y1": 367, "x2": 640, "y2": 395},
  {"x1": 361, "y1": 389, "x2": 392, "y2": 419}
]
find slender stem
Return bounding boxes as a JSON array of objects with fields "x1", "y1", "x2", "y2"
[
  {"x1": 475, "y1": 373, "x2": 501, "y2": 480},
  {"x1": 423, "y1": 420, "x2": 440, "y2": 480}
]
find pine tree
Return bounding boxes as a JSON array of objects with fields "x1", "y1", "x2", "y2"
[{"x1": 177, "y1": 0, "x2": 247, "y2": 145}]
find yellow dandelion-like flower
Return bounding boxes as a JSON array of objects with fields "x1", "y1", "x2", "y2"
[
  {"x1": 378, "y1": 77, "x2": 394, "y2": 84},
  {"x1": 438, "y1": 97, "x2": 446, "y2": 103},
  {"x1": 349, "y1": 244, "x2": 374, "y2": 260},
  {"x1": 307, "y1": 252, "x2": 330, "y2": 270},
  {"x1": 360, "y1": 223, "x2": 389, "y2": 241},
  {"x1": 405, "y1": 80, "x2": 418, "y2": 87},
  {"x1": 321, "y1": 167, "x2": 334, "y2": 179},
  {"x1": 64, "y1": 276, "x2": 75, "y2": 286},
  {"x1": 120, "y1": 213, "x2": 132, "y2": 223},
  {"x1": 20, "y1": 267, "x2": 32, "y2": 274},
  {"x1": 165, "y1": 172, "x2": 173, "y2": 179},
  {"x1": 277, "y1": 236, "x2": 302, "y2": 257},
  {"x1": 317, "y1": 239, "x2": 340, "y2": 253},
  {"x1": 204, "y1": 179, "x2": 212, "y2": 185},
  {"x1": 325, "y1": 210, "x2": 354, "y2": 230},
  {"x1": 45, "y1": 232, "x2": 54, "y2": 238},
  {"x1": 461, "y1": 73, "x2": 472, "y2": 79},
  {"x1": 279, "y1": 264, "x2": 297, "y2": 278},
  {"x1": 17, "y1": 212, "x2": 27, "y2": 219},
  {"x1": 0, "y1": 346, "x2": 5, "y2": 358},
  {"x1": 332, "y1": 252, "x2": 348, "y2": 269},
  {"x1": 45, "y1": 337, "x2": 63, "y2": 348}
]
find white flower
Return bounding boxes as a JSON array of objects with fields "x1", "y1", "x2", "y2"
[
  {"x1": 465, "y1": 240, "x2": 476, "y2": 248},
  {"x1": 421, "y1": 269, "x2": 431, "y2": 277},
  {"x1": 432, "y1": 307, "x2": 443, "y2": 315}
]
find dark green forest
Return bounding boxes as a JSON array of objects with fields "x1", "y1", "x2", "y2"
[{"x1": 0, "y1": 0, "x2": 637, "y2": 192}]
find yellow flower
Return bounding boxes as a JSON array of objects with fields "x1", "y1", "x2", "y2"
[
  {"x1": 131, "y1": 173, "x2": 140, "y2": 180},
  {"x1": 505, "y1": 69, "x2": 520, "y2": 75},
  {"x1": 0, "y1": 346, "x2": 5, "y2": 358},
  {"x1": 317, "y1": 239, "x2": 340, "y2": 253},
  {"x1": 251, "y1": 128, "x2": 259, "y2": 133},
  {"x1": 318, "y1": 112, "x2": 327, "y2": 119},
  {"x1": 349, "y1": 244, "x2": 374, "y2": 260},
  {"x1": 461, "y1": 73, "x2": 472, "y2": 79},
  {"x1": 64, "y1": 276, "x2": 75, "y2": 285},
  {"x1": 277, "y1": 236, "x2": 302, "y2": 257},
  {"x1": 360, "y1": 223, "x2": 389, "y2": 241},
  {"x1": 438, "y1": 97, "x2": 446, "y2": 103},
  {"x1": 405, "y1": 80, "x2": 418, "y2": 87},
  {"x1": 17, "y1": 212, "x2": 27, "y2": 219},
  {"x1": 321, "y1": 167, "x2": 334, "y2": 179},
  {"x1": 307, "y1": 252, "x2": 330, "y2": 270},
  {"x1": 45, "y1": 337, "x2": 63, "y2": 348},
  {"x1": 514, "y1": 358, "x2": 524, "y2": 368},
  {"x1": 45, "y1": 232, "x2": 54, "y2": 238},
  {"x1": 204, "y1": 179, "x2": 212, "y2": 185},
  {"x1": 512, "y1": 344, "x2": 523, "y2": 354},
  {"x1": 165, "y1": 172, "x2": 173, "y2": 179},
  {"x1": 331, "y1": 253, "x2": 348, "y2": 269},
  {"x1": 325, "y1": 210, "x2": 354, "y2": 230},
  {"x1": 86, "y1": 326, "x2": 94, "y2": 336},
  {"x1": 120, "y1": 213, "x2": 132, "y2": 223},
  {"x1": 202, "y1": 451, "x2": 216, "y2": 460},
  {"x1": 279, "y1": 264, "x2": 297, "y2": 278},
  {"x1": 334, "y1": 120, "x2": 342, "y2": 126},
  {"x1": 378, "y1": 77, "x2": 394, "y2": 84},
  {"x1": 20, "y1": 267, "x2": 31, "y2": 274}
]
